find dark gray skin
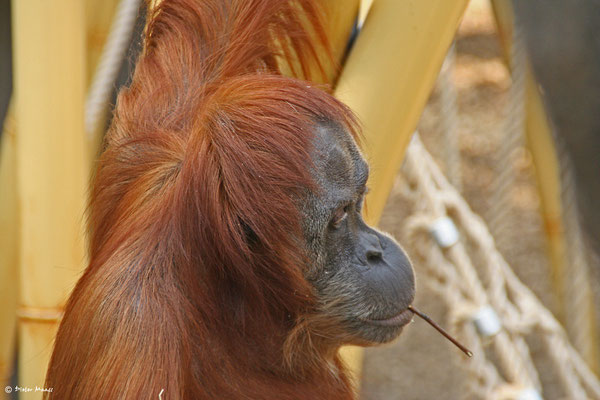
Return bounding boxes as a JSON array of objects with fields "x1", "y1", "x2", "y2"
[{"x1": 301, "y1": 122, "x2": 416, "y2": 345}]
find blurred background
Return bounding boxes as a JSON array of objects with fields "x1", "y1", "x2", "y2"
[{"x1": 360, "y1": 1, "x2": 600, "y2": 398}]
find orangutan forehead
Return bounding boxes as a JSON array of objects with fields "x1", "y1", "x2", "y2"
[{"x1": 311, "y1": 123, "x2": 368, "y2": 193}]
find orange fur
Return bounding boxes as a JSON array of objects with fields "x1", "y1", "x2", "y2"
[{"x1": 45, "y1": 1, "x2": 358, "y2": 398}]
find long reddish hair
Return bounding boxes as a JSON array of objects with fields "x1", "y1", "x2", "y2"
[{"x1": 45, "y1": 0, "x2": 358, "y2": 399}]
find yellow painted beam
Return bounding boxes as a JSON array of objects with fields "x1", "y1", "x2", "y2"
[
  {"x1": 524, "y1": 78, "x2": 568, "y2": 313},
  {"x1": 335, "y1": 0, "x2": 469, "y2": 226},
  {"x1": 0, "y1": 106, "x2": 18, "y2": 399},
  {"x1": 334, "y1": 0, "x2": 469, "y2": 384},
  {"x1": 12, "y1": 0, "x2": 88, "y2": 395}
]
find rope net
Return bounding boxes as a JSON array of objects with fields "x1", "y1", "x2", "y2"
[{"x1": 400, "y1": 134, "x2": 600, "y2": 400}]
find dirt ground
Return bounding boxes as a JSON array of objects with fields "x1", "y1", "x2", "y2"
[{"x1": 359, "y1": 2, "x2": 559, "y2": 399}]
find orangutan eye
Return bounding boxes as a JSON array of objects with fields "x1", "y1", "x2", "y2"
[{"x1": 330, "y1": 205, "x2": 350, "y2": 229}]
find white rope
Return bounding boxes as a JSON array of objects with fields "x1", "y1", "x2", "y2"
[
  {"x1": 401, "y1": 134, "x2": 600, "y2": 400},
  {"x1": 85, "y1": 0, "x2": 142, "y2": 136}
]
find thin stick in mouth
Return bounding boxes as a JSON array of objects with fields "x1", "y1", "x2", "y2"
[{"x1": 408, "y1": 305, "x2": 473, "y2": 357}]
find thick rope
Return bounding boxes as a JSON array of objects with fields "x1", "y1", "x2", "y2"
[
  {"x1": 85, "y1": 0, "x2": 142, "y2": 136},
  {"x1": 401, "y1": 134, "x2": 600, "y2": 400}
]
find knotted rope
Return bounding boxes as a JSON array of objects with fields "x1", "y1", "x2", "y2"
[{"x1": 401, "y1": 134, "x2": 600, "y2": 400}]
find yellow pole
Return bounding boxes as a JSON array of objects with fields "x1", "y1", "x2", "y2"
[
  {"x1": 334, "y1": 0, "x2": 469, "y2": 381},
  {"x1": 492, "y1": 0, "x2": 598, "y2": 372},
  {"x1": 0, "y1": 106, "x2": 18, "y2": 399},
  {"x1": 335, "y1": 0, "x2": 469, "y2": 225},
  {"x1": 12, "y1": 0, "x2": 87, "y2": 395}
]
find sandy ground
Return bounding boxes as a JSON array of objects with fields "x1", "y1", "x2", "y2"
[{"x1": 359, "y1": 2, "x2": 560, "y2": 398}]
